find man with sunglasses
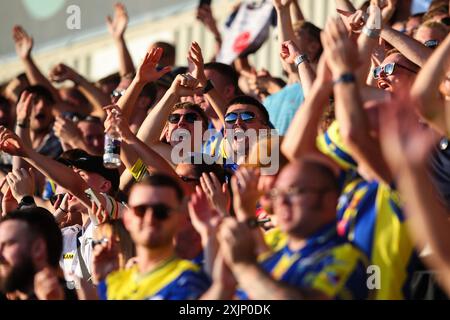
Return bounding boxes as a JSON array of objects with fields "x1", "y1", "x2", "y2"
[
  {"x1": 217, "y1": 160, "x2": 369, "y2": 300},
  {"x1": 376, "y1": 51, "x2": 420, "y2": 92},
  {"x1": 95, "y1": 174, "x2": 210, "y2": 300},
  {"x1": 216, "y1": 96, "x2": 272, "y2": 171}
]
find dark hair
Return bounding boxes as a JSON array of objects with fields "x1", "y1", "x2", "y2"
[
  {"x1": 97, "y1": 73, "x2": 121, "y2": 87},
  {"x1": 153, "y1": 42, "x2": 176, "y2": 66},
  {"x1": 227, "y1": 95, "x2": 270, "y2": 125},
  {"x1": 134, "y1": 174, "x2": 184, "y2": 202},
  {"x1": 139, "y1": 82, "x2": 158, "y2": 108},
  {"x1": 293, "y1": 21, "x2": 323, "y2": 62},
  {"x1": 204, "y1": 62, "x2": 240, "y2": 94},
  {"x1": 20, "y1": 85, "x2": 55, "y2": 106},
  {"x1": 0, "y1": 95, "x2": 10, "y2": 109},
  {"x1": 182, "y1": 154, "x2": 227, "y2": 184},
  {"x1": 171, "y1": 102, "x2": 209, "y2": 130},
  {"x1": 0, "y1": 207, "x2": 62, "y2": 267}
]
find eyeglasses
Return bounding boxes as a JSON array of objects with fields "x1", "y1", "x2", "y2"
[
  {"x1": 179, "y1": 175, "x2": 200, "y2": 184},
  {"x1": 50, "y1": 193, "x2": 67, "y2": 206},
  {"x1": 168, "y1": 113, "x2": 199, "y2": 124},
  {"x1": 224, "y1": 111, "x2": 257, "y2": 124},
  {"x1": 131, "y1": 203, "x2": 175, "y2": 221},
  {"x1": 373, "y1": 63, "x2": 418, "y2": 79},
  {"x1": 111, "y1": 89, "x2": 126, "y2": 99},
  {"x1": 269, "y1": 186, "x2": 333, "y2": 201},
  {"x1": 424, "y1": 40, "x2": 439, "y2": 48},
  {"x1": 65, "y1": 114, "x2": 102, "y2": 124}
]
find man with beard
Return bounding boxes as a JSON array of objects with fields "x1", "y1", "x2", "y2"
[{"x1": 0, "y1": 207, "x2": 75, "y2": 300}]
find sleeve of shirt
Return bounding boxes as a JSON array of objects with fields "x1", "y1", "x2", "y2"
[
  {"x1": 97, "y1": 280, "x2": 108, "y2": 300},
  {"x1": 295, "y1": 244, "x2": 369, "y2": 300},
  {"x1": 129, "y1": 158, "x2": 148, "y2": 182}
]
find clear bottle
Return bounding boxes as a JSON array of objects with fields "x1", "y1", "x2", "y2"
[{"x1": 103, "y1": 117, "x2": 122, "y2": 169}]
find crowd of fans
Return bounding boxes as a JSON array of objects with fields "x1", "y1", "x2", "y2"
[{"x1": 0, "y1": 0, "x2": 450, "y2": 300}]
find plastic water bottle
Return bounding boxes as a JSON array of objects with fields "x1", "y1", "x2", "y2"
[{"x1": 103, "y1": 116, "x2": 121, "y2": 169}]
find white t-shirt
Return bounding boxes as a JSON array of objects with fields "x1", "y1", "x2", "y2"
[{"x1": 60, "y1": 193, "x2": 126, "y2": 283}]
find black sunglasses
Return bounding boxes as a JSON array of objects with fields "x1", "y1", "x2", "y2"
[
  {"x1": 131, "y1": 203, "x2": 174, "y2": 221},
  {"x1": 168, "y1": 113, "x2": 198, "y2": 124},
  {"x1": 224, "y1": 111, "x2": 256, "y2": 124},
  {"x1": 424, "y1": 39, "x2": 439, "y2": 48},
  {"x1": 50, "y1": 193, "x2": 67, "y2": 206}
]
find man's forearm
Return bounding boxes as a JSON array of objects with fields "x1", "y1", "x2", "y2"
[
  {"x1": 381, "y1": 26, "x2": 433, "y2": 67},
  {"x1": 136, "y1": 90, "x2": 179, "y2": 145},
  {"x1": 117, "y1": 78, "x2": 146, "y2": 121},
  {"x1": 22, "y1": 57, "x2": 61, "y2": 103}
]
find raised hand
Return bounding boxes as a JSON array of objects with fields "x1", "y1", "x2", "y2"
[
  {"x1": 169, "y1": 74, "x2": 203, "y2": 97},
  {"x1": 1, "y1": 186, "x2": 18, "y2": 217},
  {"x1": 321, "y1": 17, "x2": 360, "y2": 77},
  {"x1": 135, "y1": 47, "x2": 172, "y2": 84},
  {"x1": 196, "y1": 5, "x2": 222, "y2": 42},
  {"x1": 348, "y1": 10, "x2": 367, "y2": 33},
  {"x1": 16, "y1": 91, "x2": 34, "y2": 124},
  {"x1": 91, "y1": 235, "x2": 119, "y2": 285},
  {"x1": 199, "y1": 173, "x2": 229, "y2": 217},
  {"x1": 90, "y1": 198, "x2": 109, "y2": 226},
  {"x1": 106, "y1": 3, "x2": 129, "y2": 39},
  {"x1": 188, "y1": 41, "x2": 207, "y2": 86},
  {"x1": 34, "y1": 267, "x2": 65, "y2": 300},
  {"x1": 6, "y1": 168, "x2": 35, "y2": 202},
  {"x1": 103, "y1": 105, "x2": 135, "y2": 143},
  {"x1": 188, "y1": 186, "x2": 221, "y2": 239},
  {"x1": 231, "y1": 167, "x2": 261, "y2": 221},
  {"x1": 53, "y1": 116, "x2": 82, "y2": 145},
  {"x1": 0, "y1": 126, "x2": 27, "y2": 157},
  {"x1": 49, "y1": 63, "x2": 80, "y2": 84},
  {"x1": 272, "y1": 0, "x2": 293, "y2": 11},
  {"x1": 280, "y1": 40, "x2": 301, "y2": 64},
  {"x1": 12, "y1": 25, "x2": 33, "y2": 60},
  {"x1": 218, "y1": 217, "x2": 257, "y2": 268}
]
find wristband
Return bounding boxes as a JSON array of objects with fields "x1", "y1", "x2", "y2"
[
  {"x1": 294, "y1": 54, "x2": 309, "y2": 68},
  {"x1": 17, "y1": 120, "x2": 30, "y2": 129},
  {"x1": 203, "y1": 80, "x2": 214, "y2": 94},
  {"x1": 333, "y1": 73, "x2": 356, "y2": 86},
  {"x1": 362, "y1": 26, "x2": 381, "y2": 39}
]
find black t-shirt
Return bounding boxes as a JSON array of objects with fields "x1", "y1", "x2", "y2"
[{"x1": 429, "y1": 138, "x2": 450, "y2": 210}]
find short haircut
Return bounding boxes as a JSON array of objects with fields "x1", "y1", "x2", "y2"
[
  {"x1": 291, "y1": 159, "x2": 340, "y2": 192},
  {"x1": 204, "y1": 62, "x2": 240, "y2": 93},
  {"x1": 419, "y1": 20, "x2": 449, "y2": 35},
  {"x1": 97, "y1": 73, "x2": 121, "y2": 88},
  {"x1": 227, "y1": 95, "x2": 270, "y2": 125},
  {"x1": 139, "y1": 82, "x2": 158, "y2": 108},
  {"x1": 0, "y1": 207, "x2": 62, "y2": 267},
  {"x1": 154, "y1": 41, "x2": 176, "y2": 64},
  {"x1": 171, "y1": 102, "x2": 209, "y2": 129},
  {"x1": 384, "y1": 49, "x2": 421, "y2": 71},
  {"x1": 134, "y1": 173, "x2": 184, "y2": 202},
  {"x1": 292, "y1": 21, "x2": 323, "y2": 61},
  {"x1": 20, "y1": 85, "x2": 55, "y2": 106}
]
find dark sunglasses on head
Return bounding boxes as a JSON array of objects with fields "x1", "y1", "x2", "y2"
[
  {"x1": 224, "y1": 111, "x2": 256, "y2": 124},
  {"x1": 168, "y1": 113, "x2": 198, "y2": 124},
  {"x1": 50, "y1": 193, "x2": 67, "y2": 206},
  {"x1": 132, "y1": 203, "x2": 174, "y2": 221},
  {"x1": 373, "y1": 62, "x2": 418, "y2": 79}
]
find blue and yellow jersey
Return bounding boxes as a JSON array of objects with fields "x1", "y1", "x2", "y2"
[
  {"x1": 99, "y1": 257, "x2": 210, "y2": 300},
  {"x1": 238, "y1": 223, "x2": 370, "y2": 300},
  {"x1": 318, "y1": 121, "x2": 418, "y2": 300},
  {"x1": 263, "y1": 227, "x2": 288, "y2": 252}
]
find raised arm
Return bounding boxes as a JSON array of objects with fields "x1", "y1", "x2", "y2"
[
  {"x1": 49, "y1": 64, "x2": 110, "y2": 119},
  {"x1": 379, "y1": 99, "x2": 450, "y2": 296},
  {"x1": 196, "y1": 4, "x2": 222, "y2": 61},
  {"x1": 116, "y1": 47, "x2": 171, "y2": 121},
  {"x1": 281, "y1": 55, "x2": 333, "y2": 161},
  {"x1": 0, "y1": 127, "x2": 103, "y2": 210},
  {"x1": 12, "y1": 26, "x2": 61, "y2": 103},
  {"x1": 107, "y1": 3, "x2": 135, "y2": 77},
  {"x1": 12, "y1": 91, "x2": 34, "y2": 172},
  {"x1": 323, "y1": 17, "x2": 392, "y2": 184},
  {"x1": 381, "y1": 26, "x2": 433, "y2": 67},
  {"x1": 411, "y1": 33, "x2": 450, "y2": 135}
]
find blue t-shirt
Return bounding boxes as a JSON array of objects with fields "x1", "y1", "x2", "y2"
[{"x1": 263, "y1": 83, "x2": 304, "y2": 136}]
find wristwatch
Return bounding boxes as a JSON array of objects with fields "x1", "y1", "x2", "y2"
[
  {"x1": 203, "y1": 80, "x2": 214, "y2": 94},
  {"x1": 17, "y1": 119, "x2": 30, "y2": 129},
  {"x1": 18, "y1": 196, "x2": 36, "y2": 210},
  {"x1": 333, "y1": 73, "x2": 356, "y2": 86},
  {"x1": 362, "y1": 26, "x2": 381, "y2": 39},
  {"x1": 294, "y1": 54, "x2": 309, "y2": 68}
]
